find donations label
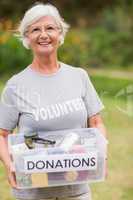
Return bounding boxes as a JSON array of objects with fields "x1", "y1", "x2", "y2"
[{"x1": 24, "y1": 152, "x2": 98, "y2": 173}]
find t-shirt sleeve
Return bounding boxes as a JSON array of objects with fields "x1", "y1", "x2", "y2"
[
  {"x1": 0, "y1": 82, "x2": 19, "y2": 131},
  {"x1": 81, "y1": 69, "x2": 104, "y2": 117}
]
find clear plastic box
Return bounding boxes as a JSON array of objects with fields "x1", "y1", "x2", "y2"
[{"x1": 8, "y1": 128, "x2": 107, "y2": 189}]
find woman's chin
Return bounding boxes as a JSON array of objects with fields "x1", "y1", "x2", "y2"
[{"x1": 36, "y1": 47, "x2": 55, "y2": 56}]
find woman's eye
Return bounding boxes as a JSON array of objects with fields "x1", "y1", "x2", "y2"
[
  {"x1": 32, "y1": 28, "x2": 40, "y2": 32},
  {"x1": 47, "y1": 26, "x2": 54, "y2": 30}
]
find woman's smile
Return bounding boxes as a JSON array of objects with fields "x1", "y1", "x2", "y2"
[{"x1": 38, "y1": 41, "x2": 51, "y2": 46}]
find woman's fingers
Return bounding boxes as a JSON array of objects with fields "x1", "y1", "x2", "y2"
[
  {"x1": 8, "y1": 172, "x2": 17, "y2": 188},
  {"x1": 8, "y1": 170, "x2": 17, "y2": 188},
  {"x1": 6, "y1": 163, "x2": 17, "y2": 188}
]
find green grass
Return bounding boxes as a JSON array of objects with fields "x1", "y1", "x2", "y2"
[
  {"x1": 91, "y1": 75, "x2": 133, "y2": 99},
  {"x1": 0, "y1": 73, "x2": 133, "y2": 200},
  {"x1": 0, "y1": 168, "x2": 12, "y2": 200},
  {"x1": 91, "y1": 97, "x2": 133, "y2": 200}
]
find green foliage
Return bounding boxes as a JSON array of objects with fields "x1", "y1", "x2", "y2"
[
  {"x1": 86, "y1": 6, "x2": 133, "y2": 68},
  {"x1": 0, "y1": 33, "x2": 32, "y2": 75},
  {"x1": 1, "y1": 4, "x2": 133, "y2": 73},
  {"x1": 0, "y1": 0, "x2": 122, "y2": 20},
  {"x1": 60, "y1": 18, "x2": 133, "y2": 70},
  {"x1": 0, "y1": 26, "x2": 133, "y2": 76},
  {"x1": 59, "y1": 29, "x2": 89, "y2": 67},
  {"x1": 87, "y1": 28, "x2": 133, "y2": 68}
]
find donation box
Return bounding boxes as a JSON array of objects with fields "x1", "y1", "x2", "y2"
[{"x1": 8, "y1": 128, "x2": 107, "y2": 189}]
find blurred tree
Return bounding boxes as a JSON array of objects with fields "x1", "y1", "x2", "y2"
[
  {"x1": 1, "y1": 0, "x2": 133, "y2": 72},
  {"x1": 1, "y1": 0, "x2": 133, "y2": 25}
]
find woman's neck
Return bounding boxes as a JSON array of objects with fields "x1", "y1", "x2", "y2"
[{"x1": 31, "y1": 54, "x2": 60, "y2": 74}]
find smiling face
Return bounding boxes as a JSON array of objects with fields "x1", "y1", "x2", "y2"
[{"x1": 26, "y1": 16, "x2": 61, "y2": 56}]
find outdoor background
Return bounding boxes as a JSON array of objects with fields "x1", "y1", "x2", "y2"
[{"x1": 0, "y1": 0, "x2": 133, "y2": 200}]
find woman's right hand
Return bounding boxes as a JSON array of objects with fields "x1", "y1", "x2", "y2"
[
  {"x1": 0, "y1": 131, "x2": 17, "y2": 189},
  {"x1": 6, "y1": 162, "x2": 17, "y2": 188}
]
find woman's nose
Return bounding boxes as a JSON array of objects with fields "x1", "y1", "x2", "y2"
[{"x1": 40, "y1": 29, "x2": 49, "y2": 38}]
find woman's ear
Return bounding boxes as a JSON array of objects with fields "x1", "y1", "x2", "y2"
[
  {"x1": 58, "y1": 34, "x2": 64, "y2": 46},
  {"x1": 23, "y1": 37, "x2": 30, "y2": 49}
]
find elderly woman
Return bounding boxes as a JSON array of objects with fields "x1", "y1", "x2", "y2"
[{"x1": 0, "y1": 3, "x2": 107, "y2": 200}]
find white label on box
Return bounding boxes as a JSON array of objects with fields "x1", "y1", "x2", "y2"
[{"x1": 24, "y1": 152, "x2": 97, "y2": 173}]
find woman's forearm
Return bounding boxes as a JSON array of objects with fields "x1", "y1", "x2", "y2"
[
  {"x1": 93, "y1": 122, "x2": 107, "y2": 139},
  {"x1": 88, "y1": 114, "x2": 108, "y2": 158},
  {"x1": 0, "y1": 133, "x2": 11, "y2": 170},
  {"x1": 87, "y1": 114, "x2": 107, "y2": 139}
]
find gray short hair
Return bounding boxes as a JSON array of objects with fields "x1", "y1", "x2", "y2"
[{"x1": 18, "y1": 3, "x2": 70, "y2": 49}]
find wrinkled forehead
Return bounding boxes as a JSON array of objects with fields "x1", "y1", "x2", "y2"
[{"x1": 29, "y1": 15, "x2": 59, "y2": 27}]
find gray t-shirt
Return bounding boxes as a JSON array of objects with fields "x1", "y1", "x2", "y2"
[{"x1": 0, "y1": 62, "x2": 104, "y2": 199}]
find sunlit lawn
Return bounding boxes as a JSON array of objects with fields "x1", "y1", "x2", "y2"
[{"x1": 91, "y1": 97, "x2": 133, "y2": 200}]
